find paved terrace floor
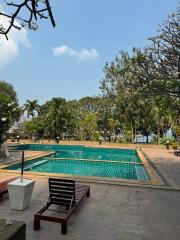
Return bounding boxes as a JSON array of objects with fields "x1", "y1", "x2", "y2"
[
  {"x1": 0, "y1": 178, "x2": 180, "y2": 240},
  {"x1": 0, "y1": 143, "x2": 180, "y2": 240},
  {"x1": 142, "y1": 147, "x2": 180, "y2": 188}
]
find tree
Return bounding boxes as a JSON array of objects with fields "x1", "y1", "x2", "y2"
[
  {"x1": 23, "y1": 118, "x2": 44, "y2": 139},
  {"x1": 79, "y1": 96, "x2": 101, "y2": 113},
  {"x1": 125, "y1": 8, "x2": 180, "y2": 99},
  {"x1": 65, "y1": 100, "x2": 83, "y2": 139},
  {"x1": 81, "y1": 113, "x2": 98, "y2": 141},
  {"x1": 0, "y1": 81, "x2": 20, "y2": 145},
  {"x1": 24, "y1": 99, "x2": 40, "y2": 119},
  {"x1": 100, "y1": 6, "x2": 180, "y2": 144},
  {"x1": 0, "y1": 81, "x2": 18, "y2": 100},
  {"x1": 100, "y1": 6, "x2": 180, "y2": 100},
  {"x1": 100, "y1": 51, "x2": 141, "y2": 142},
  {"x1": 107, "y1": 118, "x2": 119, "y2": 139},
  {"x1": 78, "y1": 96, "x2": 115, "y2": 140},
  {"x1": 42, "y1": 98, "x2": 69, "y2": 139},
  {"x1": 0, "y1": 0, "x2": 55, "y2": 40}
]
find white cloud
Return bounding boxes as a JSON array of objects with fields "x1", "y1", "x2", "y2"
[
  {"x1": 52, "y1": 45, "x2": 100, "y2": 60},
  {"x1": 0, "y1": 11, "x2": 31, "y2": 67}
]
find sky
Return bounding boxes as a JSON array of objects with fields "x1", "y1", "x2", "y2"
[{"x1": 0, "y1": 0, "x2": 178, "y2": 106}]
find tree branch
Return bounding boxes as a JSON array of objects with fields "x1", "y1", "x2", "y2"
[{"x1": 0, "y1": 0, "x2": 56, "y2": 39}]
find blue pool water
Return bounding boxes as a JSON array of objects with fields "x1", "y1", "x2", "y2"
[
  {"x1": 11, "y1": 144, "x2": 140, "y2": 162},
  {"x1": 7, "y1": 144, "x2": 149, "y2": 180}
]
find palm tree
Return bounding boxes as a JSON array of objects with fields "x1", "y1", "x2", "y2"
[
  {"x1": 24, "y1": 100, "x2": 40, "y2": 119},
  {"x1": 44, "y1": 98, "x2": 68, "y2": 139}
]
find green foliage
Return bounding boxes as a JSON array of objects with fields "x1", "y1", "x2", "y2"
[
  {"x1": 40, "y1": 98, "x2": 69, "y2": 139},
  {"x1": 0, "y1": 81, "x2": 18, "y2": 102},
  {"x1": 118, "y1": 138, "x2": 127, "y2": 143},
  {"x1": 151, "y1": 136, "x2": 157, "y2": 144},
  {"x1": 160, "y1": 137, "x2": 175, "y2": 145},
  {"x1": 81, "y1": 113, "x2": 98, "y2": 140},
  {"x1": 144, "y1": 135, "x2": 176, "y2": 145},
  {"x1": 0, "y1": 81, "x2": 20, "y2": 145},
  {"x1": 172, "y1": 142, "x2": 178, "y2": 150},
  {"x1": 99, "y1": 6, "x2": 179, "y2": 144},
  {"x1": 24, "y1": 99, "x2": 40, "y2": 119},
  {"x1": 23, "y1": 119, "x2": 44, "y2": 139},
  {"x1": 172, "y1": 122, "x2": 180, "y2": 138}
]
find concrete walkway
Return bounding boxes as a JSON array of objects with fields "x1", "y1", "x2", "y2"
[
  {"x1": 142, "y1": 147, "x2": 180, "y2": 188},
  {"x1": 0, "y1": 179, "x2": 180, "y2": 240}
]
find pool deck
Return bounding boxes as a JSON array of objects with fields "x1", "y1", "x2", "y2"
[
  {"x1": 0, "y1": 177, "x2": 180, "y2": 240},
  {"x1": 142, "y1": 147, "x2": 180, "y2": 189},
  {"x1": 0, "y1": 143, "x2": 180, "y2": 239}
]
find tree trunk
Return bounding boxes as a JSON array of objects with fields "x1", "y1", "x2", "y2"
[
  {"x1": 130, "y1": 121, "x2": 134, "y2": 143},
  {"x1": 146, "y1": 134, "x2": 149, "y2": 143},
  {"x1": 134, "y1": 128, "x2": 137, "y2": 143},
  {"x1": 157, "y1": 124, "x2": 160, "y2": 145}
]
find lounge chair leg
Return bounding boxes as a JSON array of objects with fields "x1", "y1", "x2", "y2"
[
  {"x1": 34, "y1": 216, "x2": 40, "y2": 230},
  {"x1": 61, "y1": 222, "x2": 68, "y2": 234},
  {"x1": 87, "y1": 189, "x2": 90, "y2": 197}
]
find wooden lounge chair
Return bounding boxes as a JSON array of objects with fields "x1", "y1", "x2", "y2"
[
  {"x1": 34, "y1": 178, "x2": 90, "y2": 234},
  {"x1": 0, "y1": 177, "x2": 18, "y2": 198}
]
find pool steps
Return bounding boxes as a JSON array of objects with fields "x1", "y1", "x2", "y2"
[{"x1": 17, "y1": 160, "x2": 48, "y2": 171}]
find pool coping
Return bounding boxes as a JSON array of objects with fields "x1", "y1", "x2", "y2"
[
  {"x1": 0, "y1": 145, "x2": 166, "y2": 188},
  {"x1": 136, "y1": 149, "x2": 162, "y2": 186},
  {"x1": 8, "y1": 142, "x2": 138, "y2": 151}
]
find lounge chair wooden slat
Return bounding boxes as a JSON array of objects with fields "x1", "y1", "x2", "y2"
[
  {"x1": 0, "y1": 177, "x2": 18, "y2": 198},
  {"x1": 50, "y1": 197, "x2": 74, "y2": 204},
  {"x1": 49, "y1": 178, "x2": 75, "y2": 183},
  {"x1": 50, "y1": 191, "x2": 74, "y2": 197},
  {"x1": 50, "y1": 184, "x2": 74, "y2": 189},
  {"x1": 34, "y1": 178, "x2": 90, "y2": 234},
  {"x1": 49, "y1": 179, "x2": 75, "y2": 187},
  {"x1": 50, "y1": 183, "x2": 75, "y2": 188},
  {"x1": 50, "y1": 188, "x2": 75, "y2": 195}
]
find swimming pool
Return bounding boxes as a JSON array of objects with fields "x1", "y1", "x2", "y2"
[{"x1": 7, "y1": 144, "x2": 149, "y2": 181}]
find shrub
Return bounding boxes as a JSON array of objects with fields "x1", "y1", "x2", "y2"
[
  {"x1": 161, "y1": 137, "x2": 174, "y2": 145},
  {"x1": 172, "y1": 142, "x2": 178, "y2": 150},
  {"x1": 118, "y1": 138, "x2": 127, "y2": 143},
  {"x1": 151, "y1": 135, "x2": 158, "y2": 144}
]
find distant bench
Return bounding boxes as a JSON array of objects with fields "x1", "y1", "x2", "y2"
[{"x1": 174, "y1": 150, "x2": 180, "y2": 156}]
